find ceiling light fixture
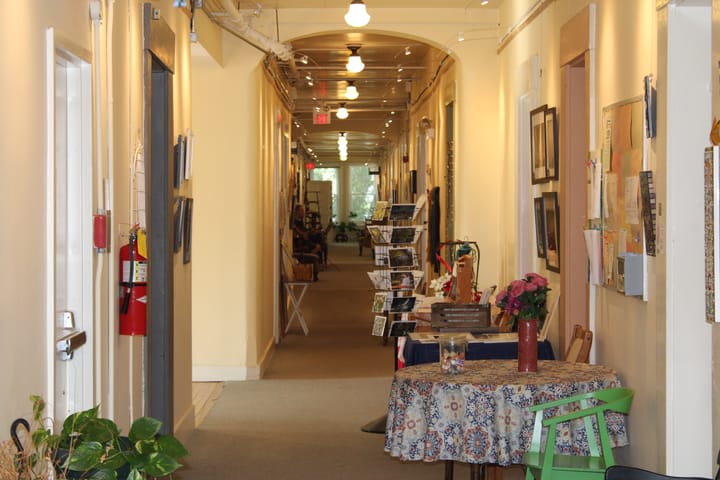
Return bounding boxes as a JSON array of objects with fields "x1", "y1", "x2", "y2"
[
  {"x1": 336, "y1": 103, "x2": 349, "y2": 119},
  {"x1": 457, "y1": 32, "x2": 465, "y2": 42},
  {"x1": 345, "y1": 80, "x2": 359, "y2": 100},
  {"x1": 300, "y1": 54, "x2": 309, "y2": 64},
  {"x1": 346, "y1": 46, "x2": 365, "y2": 73},
  {"x1": 344, "y1": 0, "x2": 371, "y2": 28},
  {"x1": 405, "y1": 46, "x2": 411, "y2": 56}
]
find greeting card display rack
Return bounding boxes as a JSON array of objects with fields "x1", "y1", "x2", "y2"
[{"x1": 367, "y1": 204, "x2": 425, "y2": 348}]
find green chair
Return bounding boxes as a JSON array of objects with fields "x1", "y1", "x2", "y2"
[{"x1": 523, "y1": 387, "x2": 634, "y2": 480}]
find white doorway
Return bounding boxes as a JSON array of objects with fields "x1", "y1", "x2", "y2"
[{"x1": 47, "y1": 29, "x2": 94, "y2": 421}]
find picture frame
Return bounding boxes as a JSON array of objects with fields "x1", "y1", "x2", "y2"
[
  {"x1": 704, "y1": 146, "x2": 720, "y2": 323},
  {"x1": 534, "y1": 196, "x2": 547, "y2": 259},
  {"x1": 544, "y1": 107, "x2": 558, "y2": 181},
  {"x1": 372, "y1": 292, "x2": 388, "y2": 313},
  {"x1": 389, "y1": 296, "x2": 416, "y2": 313},
  {"x1": 387, "y1": 320, "x2": 417, "y2": 337},
  {"x1": 530, "y1": 105, "x2": 548, "y2": 184},
  {"x1": 182, "y1": 197, "x2": 194, "y2": 264},
  {"x1": 390, "y1": 271, "x2": 415, "y2": 290},
  {"x1": 173, "y1": 196, "x2": 186, "y2": 253},
  {"x1": 389, "y1": 203, "x2": 416, "y2": 220},
  {"x1": 388, "y1": 247, "x2": 415, "y2": 268},
  {"x1": 390, "y1": 227, "x2": 416, "y2": 244},
  {"x1": 542, "y1": 192, "x2": 560, "y2": 272},
  {"x1": 371, "y1": 315, "x2": 386, "y2": 336}
]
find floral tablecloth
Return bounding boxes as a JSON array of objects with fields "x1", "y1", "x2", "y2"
[{"x1": 384, "y1": 360, "x2": 627, "y2": 466}]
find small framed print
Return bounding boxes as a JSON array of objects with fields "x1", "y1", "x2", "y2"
[
  {"x1": 542, "y1": 191, "x2": 560, "y2": 272},
  {"x1": 534, "y1": 196, "x2": 547, "y2": 259},
  {"x1": 545, "y1": 107, "x2": 558, "y2": 181},
  {"x1": 372, "y1": 315, "x2": 387, "y2": 336},
  {"x1": 530, "y1": 105, "x2": 548, "y2": 184}
]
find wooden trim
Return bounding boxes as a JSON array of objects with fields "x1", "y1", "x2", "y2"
[{"x1": 497, "y1": 0, "x2": 556, "y2": 54}]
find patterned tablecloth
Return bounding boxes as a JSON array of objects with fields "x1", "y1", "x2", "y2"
[{"x1": 384, "y1": 360, "x2": 627, "y2": 466}]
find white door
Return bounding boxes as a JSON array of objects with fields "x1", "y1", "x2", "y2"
[{"x1": 48, "y1": 29, "x2": 94, "y2": 422}]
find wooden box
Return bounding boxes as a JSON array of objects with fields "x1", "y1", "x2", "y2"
[{"x1": 431, "y1": 303, "x2": 496, "y2": 333}]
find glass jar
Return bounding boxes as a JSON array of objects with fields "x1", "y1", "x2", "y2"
[{"x1": 439, "y1": 335, "x2": 467, "y2": 374}]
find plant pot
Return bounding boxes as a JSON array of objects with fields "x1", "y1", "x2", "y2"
[{"x1": 517, "y1": 318, "x2": 538, "y2": 373}]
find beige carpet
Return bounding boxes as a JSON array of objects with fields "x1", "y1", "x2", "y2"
[{"x1": 178, "y1": 242, "x2": 512, "y2": 479}]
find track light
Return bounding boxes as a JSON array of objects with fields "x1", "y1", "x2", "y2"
[
  {"x1": 345, "y1": 80, "x2": 359, "y2": 100},
  {"x1": 404, "y1": 46, "x2": 411, "y2": 56},
  {"x1": 344, "y1": 0, "x2": 370, "y2": 28},
  {"x1": 336, "y1": 103, "x2": 349, "y2": 119},
  {"x1": 346, "y1": 46, "x2": 365, "y2": 73}
]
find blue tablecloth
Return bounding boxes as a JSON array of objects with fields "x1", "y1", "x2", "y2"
[{"x1": 403, "y1": 337, "x2": 555, "y2": 366}]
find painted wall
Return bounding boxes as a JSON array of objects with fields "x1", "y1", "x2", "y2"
[
  {"x1": 0, "y1": 0, "x2": 194, "y2": 441},
  {"x1": 498, "y1": 0, "x2": 717, "y2": 474},
  {"x1": 191, "y1": 32, "x2": 266, "y2": 380},
  {"x1": 190, "y1": 5, "x2": 502, "y2": 377}
]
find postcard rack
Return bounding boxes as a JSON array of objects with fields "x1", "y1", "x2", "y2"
[{"x1": 368, "y1": 203, "x2": 425, "y2": 343}]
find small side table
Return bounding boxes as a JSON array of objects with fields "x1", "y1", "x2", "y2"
[{"x1": 284, "y1": 281, "x2": 311, "y2": 335}]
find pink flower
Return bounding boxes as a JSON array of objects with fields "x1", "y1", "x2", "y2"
[
  {"x1": 525, "y1": 282, "x2": 538, "y2": 292},
  {"x1": 510, "y1": 280, "x2": 526, "y2": 297},
  {"x1": 495, "y1": 290, "x2": 507, "y2": 303},
  {"x1": 526, "y1": 272, "x2": 548, "y2": 287}
]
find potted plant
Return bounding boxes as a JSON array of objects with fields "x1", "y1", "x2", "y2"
[{"x1": 6, "y1": 395, "x2": 188, "y2": 480}]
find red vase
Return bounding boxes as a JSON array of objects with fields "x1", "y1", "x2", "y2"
[{"x1": 517, "y1": 318, "x2": 538, "y2": 373}]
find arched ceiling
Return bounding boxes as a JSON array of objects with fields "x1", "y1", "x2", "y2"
[{"x1": 199, "y1": 0, "x2": 499, "y2": 165}]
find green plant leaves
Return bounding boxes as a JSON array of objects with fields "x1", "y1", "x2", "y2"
[
  {"x1": 128, "y1": 417, "x2": 162, "y2": 442},
  {"x1": 67, "y1": 441, "x2": 104, "y2": 471},
  {"x1": 157, "y1": 435, "x2": 190, "y2": 458}
]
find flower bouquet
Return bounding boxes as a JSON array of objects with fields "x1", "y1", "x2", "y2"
[
  {"x1": 495, "y1": 273, "x2": 550, "y2": 372},
  {"x1": 494, "y1": 272, "x2": 550, "y2": 327}
]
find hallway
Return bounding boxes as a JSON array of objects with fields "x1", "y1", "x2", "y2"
[{"x1": 177, "y1": 242, "x2": 477, "y2": 479}]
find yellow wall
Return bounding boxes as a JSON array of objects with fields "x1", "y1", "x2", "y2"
[
  {"x1": 498, "y1": 0, "x2": 717, "y2": 473},
  {"x1": 191, "y1": 31, "x2": 268, "y2": 379},
  {"x1": 0, "y1": 0, "x2": 194, "y2": 438}
]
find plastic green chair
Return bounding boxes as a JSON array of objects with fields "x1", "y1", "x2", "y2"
[{"x1": 523, "y1": 387, "x2": 634, "y2": 480}]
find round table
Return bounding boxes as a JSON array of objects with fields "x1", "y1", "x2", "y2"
[{"x1": 384, "y1": 360, "x2": 627, "y2": 467}]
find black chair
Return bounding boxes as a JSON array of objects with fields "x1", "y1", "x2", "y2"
[{"x1": 605, "y1": 465, "x2": 710, "y2": 480}]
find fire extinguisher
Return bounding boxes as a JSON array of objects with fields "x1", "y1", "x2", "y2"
[{"x1": 119, "y1": 230, "x2": 148, "y2": 336}]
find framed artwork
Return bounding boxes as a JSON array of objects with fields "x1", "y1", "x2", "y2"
[
  {"x1": 545, "y1": 107, "x2": 558, "y2": 181},
  {"x1": 542, "y1": 192, "x2": 560, "y2": 272},
  {"x1": 173, "y1": 196, "x2": 185, "y2": 253},
  {"x1": 534, "y1": 196, "x2": 547, "y2": 259},
  {"x1": 183, "y1": 198, "x2": 194, "y2": 264},
  {"x1": 389, "y1": 296, "x2": 416, "y2": 313},
  {"x1": 704, "y1": 146, "x2": 720, "y2": 322},
  {"x1": 530, "y1": 105, "x2": 548, "y2": 184},
  {"x1": 388, "y1": 247, "x2": 415, "y2": 268},
  {"x1": 390, "y1": 271, "x2": 415, "y2": 290}
]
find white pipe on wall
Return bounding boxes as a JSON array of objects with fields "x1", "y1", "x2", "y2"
[
  {"x1": 89, "y1": 0, "x2": 105, "y2": 412},
  {"x1": 105, "y1": 0, "x2": 116, "y2": 421}
]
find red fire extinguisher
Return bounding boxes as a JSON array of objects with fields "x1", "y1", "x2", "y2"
[{"x1": 119, "y1": 230, "x2": 148, "y2": 336}]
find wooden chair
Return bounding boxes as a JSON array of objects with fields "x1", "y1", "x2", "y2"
[
  {"x1": 605, "y1": 466, "x2": 710, "y2": 480},
  {"x1": 565, "y1": 324, "x2": 593, "y2": 363},
  {"x1": 523, "y1": 387, "x2": 634, "y2": 480}
]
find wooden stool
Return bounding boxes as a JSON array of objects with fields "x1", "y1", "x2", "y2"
[{"x1": 284, "y1": 281, "x2": 311, "y2": 335}]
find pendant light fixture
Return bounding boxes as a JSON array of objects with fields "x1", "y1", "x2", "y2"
[
  {"x1": 346, "y1": 46, "x2": 365, "y2": 73},
  {"x1": 336, "y1": 103, "x2": 349, "y2": 119},
  {"x1": 344, "y1": 0, "x2": 371, "y2": 28},
  {"x1": 345, "y1": 80, "x2": 359, "y2": 100}
]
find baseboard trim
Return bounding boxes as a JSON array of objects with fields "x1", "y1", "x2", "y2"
[{"x1": 174, "y1": 403, "x2": 196, "y2": 444}]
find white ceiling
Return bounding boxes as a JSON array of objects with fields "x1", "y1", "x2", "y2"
[
  {"x1": 200, "y1": 0, "x2": 499, "y2": 165},
  {"x1": 244, "y1": 0, "x2": 500, "y2": 8}
]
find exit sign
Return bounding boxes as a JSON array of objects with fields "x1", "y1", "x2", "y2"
[{"x1": 313, "y1": 111, "x2": 331, "y2": 125}]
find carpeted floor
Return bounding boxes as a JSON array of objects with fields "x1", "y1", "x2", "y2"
[{"x1": 177, "y1": 242, "x2": 493, "y2": 479}]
